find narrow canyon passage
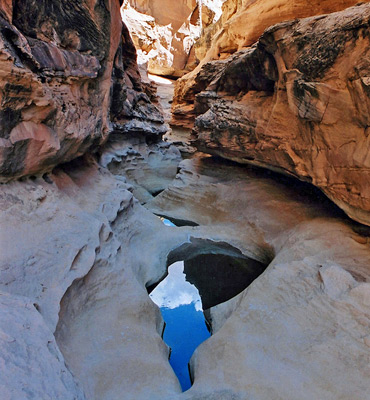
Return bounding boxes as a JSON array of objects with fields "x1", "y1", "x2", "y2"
[
  {"x1": 5, "y1": 69, "x2": 368, "y2": 400},
  {"x1": 95, "y1": 72, "x2": 370, "y2": 399},
  {"x1": 1, "y1": 2, "x2": 370, "y2": 400}
]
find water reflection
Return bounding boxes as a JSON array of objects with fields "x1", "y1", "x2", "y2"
[
  {"x1": 150, "y1": 261, "x2": 210, "y2": 391},
  {"x1": 161, "y1": 217, "x2": 176, "y2": 227}
]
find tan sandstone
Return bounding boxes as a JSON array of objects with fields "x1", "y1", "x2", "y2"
[
  {"x1": 146, "y1": 155, "x2": 370, "y2": 400},
  {"x1": 121, "y1": 0, "x2": 226, "y2": 77},
  {"x1": 2, "y1": 145, "x2": 370, "y2": 399},
  {"x1": 172, "y1": 0, "x2": 363, "y2": 127},
  {"x1": 0, "y1": 0, "x2": 165, "y2": 182},
  {"x1": 1, "y1": 1, "x2": 370, "y2": 399},
  {"x1": 186, "y1": 4, "x2": 370, "y2": 226}
]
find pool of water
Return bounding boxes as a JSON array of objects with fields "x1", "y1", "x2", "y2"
[
  {"x1": 151, "y1": 220, "x2": 269, "y2": 390},
  {"x1": 161, "y1": 217, "x2": 176, "y2": 227},
  {"x1": 149, "y1": 261, "x2": 210, "y2": 391}
]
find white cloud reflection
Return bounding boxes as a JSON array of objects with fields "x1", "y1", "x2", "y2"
[
  {"x1": 150, "y1": 261, "x2": 202, "y2": 311},
  {"x1": 162, "y1": 218, "x2": 176, "y2": 227}
]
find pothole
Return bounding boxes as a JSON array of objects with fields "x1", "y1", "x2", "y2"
[
  {"x1": 157, "y1": 214, "x2": 199, "y2": 227},
  {"x1": 161, "y1": 217, "x2": 176, "y2": 227},
  {"x1": 184, "y1": 252, "x2": 267, "y2": 310},
  {"x1": 151, "y1": 189, "x2": 165, "y2": 197},
  {"x1": 148, "y1": 239, "x2": 271, "y2": 391}
]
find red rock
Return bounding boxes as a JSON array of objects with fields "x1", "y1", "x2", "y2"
[
  {"x1": 172, "y1": 0, "x2": 362, "y2": 128},
  {"x1": 0, "y1": 0, "x2": 165, "y2": 182},
  {"x1": 192, "y1": 4, "x2": 370, "y2": 226}
]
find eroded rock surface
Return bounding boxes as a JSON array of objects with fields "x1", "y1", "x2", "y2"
[
  {"x1": 121, "y1": 0, "x2": 225, "y2": 77},
  {"x1": 0, "y1": 291, "x2": 86, "y2": 400},
  {"x1": 199, "y1": 0, "x2": 362, "y2": 60},
  {"x1": 189, "y1": 4, "x2": 370, "y2": 226},
  {"x1": 3, "y1": 142, "x2": 370, "y2": 400},
  {"x1": 0, "y1": 0, "x2": 164, "y2": 181},
  {"x1": 100, "y1": 132, "x2": 182, "y2": 203},
  {"x1": 1, "y1": 2, "x2": 370, "y2": 400},
  {"x1": 172, "y1": 0, "x2": 362, "y2": 127},
  {"x1": 0, "y1": 156, "x2": 183, "y2": 399},
  {"x1": 147, "y1": 155, "x2": 370, "y2": 400}
]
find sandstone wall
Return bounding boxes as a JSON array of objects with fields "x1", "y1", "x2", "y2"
[
  {"x1": 202, "y1": 0, "x2": 364, "y2": 58},
  {"x1": 0, "y1": 0, "x2": 165, "y2": 182},
  {"x1": 1, "y1": 2, "x2": 370, "y2": 399},
  {"x1": 172, "y1": 0, "x2": 363, "y2": 127},
  {"x1": 191, "y1": 4, "x2": 370, "y2": 226},
  {"x1": 121, "y1": 0, "x2": 225, "y2": 77}
]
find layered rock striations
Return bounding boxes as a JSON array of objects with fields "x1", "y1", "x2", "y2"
[
  {"x1": 3, "y1": 132, "x2": 370, "y2": 400},
  {"x1": 197, "y1": 0, "x2": 363, "y2": 60},
  {"x1": 0, "y1": 1, "x2": 172, "y2": 398},
  {"x1": 0, "y1": 155, "x2": 185, "y2": 399},
  {"x1": 0, "y1": 0, "x2": 164, "y2": 182},
  {"x1": 189, "y1": 3, "x2": 370, "y2": 226},
  {"x1": 172, "y1": 0, "x2": 363, "y2": 127}
]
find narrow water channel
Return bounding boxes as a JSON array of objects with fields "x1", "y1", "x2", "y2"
[{"x1": 150, "y1": 261, "x2": 210, "y2": 391}]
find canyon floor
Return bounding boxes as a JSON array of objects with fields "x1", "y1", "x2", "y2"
[{"x1": 2, "y1": 76, "x2": 370, "y2": 400}]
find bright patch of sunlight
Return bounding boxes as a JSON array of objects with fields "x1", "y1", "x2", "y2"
[{"x1": 148, "y1": 73, "x2": 173, "y2": 85}]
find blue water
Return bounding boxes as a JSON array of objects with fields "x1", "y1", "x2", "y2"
[
  {"x1": 161, "y1": 217, "x2": 176, "y2": 227},
  {"x1": 162, "y1": 305, "x2": 210, "y2": 390},
  {"x1": 150, "y1": 261, "x2": 211, "y2": 391}
]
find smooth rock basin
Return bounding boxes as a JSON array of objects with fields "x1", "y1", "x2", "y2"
[
  {"x1": 150, "y1": 221, "x2": 269, "y2": 391},
  {"x1": 4, "y1": 151, "x2": 370, "y2": 400}
]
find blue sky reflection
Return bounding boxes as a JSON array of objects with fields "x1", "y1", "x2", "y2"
[
  {"x1": 150, "y1": 261, "x2": 202, "y2": 311},
  {"x1": 150, "y1": 261, "x2": 210, "y2": 391}
]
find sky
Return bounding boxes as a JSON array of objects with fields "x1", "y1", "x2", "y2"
[{"x1": 150, "y1": 261, "x2": 203, "y2": 312}]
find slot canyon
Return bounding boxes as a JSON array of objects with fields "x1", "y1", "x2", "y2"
[{"x1": 1, "y1": 1, "x2": 370, "y2": 399}]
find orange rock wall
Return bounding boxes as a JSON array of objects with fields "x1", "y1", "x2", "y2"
[
  {"x1": 121, "y1": 0, "x2": 226, "y2": 77},
  {"x1": 172, "y1": 0, "x2": 365, "y2": 127},
  {"x1": 121, "y1": 0, "x2": 200, "y2": 77},
  {"x1": 0, "y1": 0, "x2": 164, "y2": 181},
  {"x1": 192, "y1": 4, "x2": 370, "y2": 225},
  {"x1": 209, "y1": 0, "x2": 364, "y2": 57}
]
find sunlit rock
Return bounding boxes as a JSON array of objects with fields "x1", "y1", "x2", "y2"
[
  {"x1": 189, "y1": 4, "x2": 370, "y2": 226},
  {"x1": 0, "y1": 291, "x2": 86, "y2": 400},
  {"x1": 147, "y1": 155, "x2": 370, "y2": 400},
  {"x1": 172, "y1": 0, "x2": 362, "y2": 127},
  {"x1": 1, "y1": 2, "x2": 370, "y2": 400},
  {"x1": 121, "y1": 0, "x2": 226, "y2": 78}
]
